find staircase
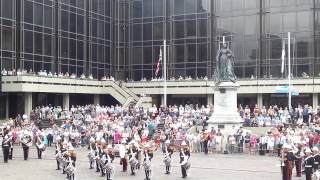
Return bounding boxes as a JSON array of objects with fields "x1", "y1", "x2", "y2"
[
  {"x1": 134, "y1": 96, "x2": 152, "y2": 108},
  {"x1": 38, "y1": 118, "x2": 63, "y2": 129},
  {"x1": 156, "y1": 123, "x2": 165, "y2": 136},
  {"x1": 108, "y1": 81, "x2": 139, "y2": 107}
]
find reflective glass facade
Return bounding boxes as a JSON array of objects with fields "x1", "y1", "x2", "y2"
[
  {"x1": 128, "y1": 0, "x2": 320, "y2": 80},
  {"x1": 0, "y1": 0, "x2": 319, "y2": 80},
  {"x1": 0, "y1": 0, "x2": 113, "y2": 78}
]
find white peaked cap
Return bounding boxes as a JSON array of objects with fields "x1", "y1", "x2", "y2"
[
  {"x1": 90, "y1": 137, "x2": 95, "y2": 142},
  {"x1": 144, "y1": 143, "x2": 150, "y2": 148},
  {"x1": 305, "y1": 148, "x2": 312, "y2": 153}
]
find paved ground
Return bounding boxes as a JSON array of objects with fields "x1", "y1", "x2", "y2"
[{"x1": 0, "y1": 145, "x2": 305, "y2": 180}]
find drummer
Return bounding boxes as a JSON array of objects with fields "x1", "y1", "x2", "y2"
[{"x1": 66, "y1": 144, "x2": 76, "y2": 180}]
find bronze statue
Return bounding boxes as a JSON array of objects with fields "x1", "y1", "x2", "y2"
[{"x1": 214, "y1": 43, "x2": 236, "y2": 84}]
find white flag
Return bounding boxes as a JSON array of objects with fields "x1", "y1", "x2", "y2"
[{"x1": 281, "y1": 47, "x2": 285, "y2": 73}]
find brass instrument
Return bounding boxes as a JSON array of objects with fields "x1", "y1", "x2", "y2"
[{"x1": 21, "y1": 135, "x2": 32, "y2": 147}]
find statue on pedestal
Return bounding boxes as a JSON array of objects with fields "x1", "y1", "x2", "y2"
[{"x1": 214, "y1": 44, "x2": 236, "y2": 84}]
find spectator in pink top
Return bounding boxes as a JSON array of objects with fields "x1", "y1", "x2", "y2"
[
  {"x1": 250, "y1": 134, "x2": 257, "y2": 155},
  {"x1": 114, "y1": 131, "x2": 122, "y2": 144}
]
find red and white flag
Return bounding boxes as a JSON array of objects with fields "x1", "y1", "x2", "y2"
[{"x1": 155, "y1": 48, "x2": 162, "y2": 77}]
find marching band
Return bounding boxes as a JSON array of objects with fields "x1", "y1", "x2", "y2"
[
  {"x1": 278, "y1": 143, "x2": 320, "y2": 180},
  {"x1": 1, "y1": 126, "x2": 195, "y2": 180}
]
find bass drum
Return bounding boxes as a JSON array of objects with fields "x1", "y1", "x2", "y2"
[
  {"x1": 65, "y1": 164, "x2": 75, "y2": 176},
  {"x1": 105, "y1": 163, "x2": 115, "y2": 178}
]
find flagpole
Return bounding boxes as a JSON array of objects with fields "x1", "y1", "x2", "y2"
[
  {"x1": 288, "y1": 32, "x2": 291, "y2": 112},
  {"x1": 281, "y1": 39, "x2": 285, "y2": 75},
  {"x1": 163, "y1": 40, "x2": 167, "y2": 107}
]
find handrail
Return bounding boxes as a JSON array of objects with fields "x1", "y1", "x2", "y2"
[{"x1": 1, "y1": 76, "x2": 134, "y2": 105}]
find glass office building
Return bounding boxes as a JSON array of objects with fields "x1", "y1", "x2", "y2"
[
  {"x1": 0, "y1": 0, "x2": 319, "y2": 80},
  {"x1": 0, "y1": 0, "x2": 320, "y2": 118},
  {"x1": 128, "y1": 0, "x2": 320, "y2": 80}
]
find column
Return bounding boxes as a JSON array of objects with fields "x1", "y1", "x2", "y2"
[
  {"x1": 63, "y1": 93, "x2": 70, "y2": 109},
  {"x1": 207, "y1": 94, "x2": 213, "y2": 105},
  {"x1": 94, "y1": 94, "x2": 100, "y2": 105},
  {"x1": 257, "y1": 93, "x2": 263, "y2": 108},
  {"x1": 161, "y1": 95, "x2": 164, "y2": 106},
  {"x1": 24, "y1": 92, "x2": 32, "y2": 114},
  {"x1": 313, "y1": 93, "x2": 319, "y2": 108},
  {"x1": 5, "y1": 93, "x2": 9, "y2": 119}
]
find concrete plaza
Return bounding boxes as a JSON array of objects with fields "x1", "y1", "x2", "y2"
[{"x1": 0, "y1": 146, "x2": 302, "y2": 180}]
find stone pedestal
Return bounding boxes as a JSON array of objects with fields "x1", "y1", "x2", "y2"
[{"x1": 208, "y1": 81, "x2": 243, "y2": 130}]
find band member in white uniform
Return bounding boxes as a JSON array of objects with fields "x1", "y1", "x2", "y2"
[
  {"x1": 180, "y1": 141, "x2": 191, "y2": 178},
  {"x1": 164, "y1": 140, "x2": 174, "y2": 174},
  {"x1": 143, "y1": 143, "x2": 153, "y2": 180},
  {"x1": 21, "y1": 131, "x2": 32, "y2": 160}
]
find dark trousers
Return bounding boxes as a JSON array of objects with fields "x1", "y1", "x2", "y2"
[
  {"x1": 203, "y1": 140, "x2": 208, "y2": 154},
  {"x1": 47, "y1": 135, "x2": 52, "y2": 147},
  {"x1": 306, "y1": 173, "x2": 312, "y2": 180},
  {"x1": 282, "y1": 166, "x2": 292, "y2": 180},
  {"x1": 121, "y1": 158, "x2": 127, "y2": 172},
  {"x1": 96, "y1": 161, "x2": 100, "y2": 172},
  {"x1": 238, "y1": 142, "x2": 244, "y2": 153},
  {"x1": 36, "y1": 147, "x2": 42, "y2": 159},
  {"x1": 67, "y1": 174, "x2": 74, "y2": 180},
  {"x1": 22, "y1": 146, "x2": 29, "y2": 160},
  {"x1": 295, "y1": 159, "x2": 302, "y2": 177},
  {"x1": 277, "y1": 144, "x2": 283, "y2": 157},
  {"x1": 100, "y1": 164, "x2": 105, "y2": 176},
  {"x1": 165, "y1": 165, "x2": 171, "y2": 173},
  {"x1": 56, "y1": 159, "x2": 61, "y2": 170},
  {"x1": 181, "y1": 166, "x2": 187, "y2": 178},
  {"x1": 8, "y1": 147, "x2": 13, "y2": 160},
  {"x1": 314, "y1": 163, "x2": 319, "y2": 171},
  {"x1": 131, "y1": 165, "x2": 135, "y2": 175},
  {"x1": 2, "y1": 146, "x2": 10, "y2": 163},
  {"x1": 303, "y1": 115, "x2": 309, "y2": 124},
  {"x1": 106, "y1": 172, "x2": 112, "y2": 180},
  {"x1": 89, "y1": 160, "x2": 94, "y2": 169},
  {"x1": 145, "y1": 169, "x2": 151, "y2": 180}
]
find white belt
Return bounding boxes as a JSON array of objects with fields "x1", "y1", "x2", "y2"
[
  {"x1": 305, "y1": 165, "x2": 313, "y2": 167},
  {"x1": 315, "y1": 162, "x2": 319, "y2": 164}
]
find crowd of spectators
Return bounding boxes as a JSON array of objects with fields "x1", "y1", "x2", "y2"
[
  {"x1": 4, "y1": 102, "x2": 320, "y2": 159},
  {"x1": 240, "y1": 104, "x2": 320, "y2": 127},
  {"x1": 1, "y1": 68, "x2": 115, "y2": 81}
]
